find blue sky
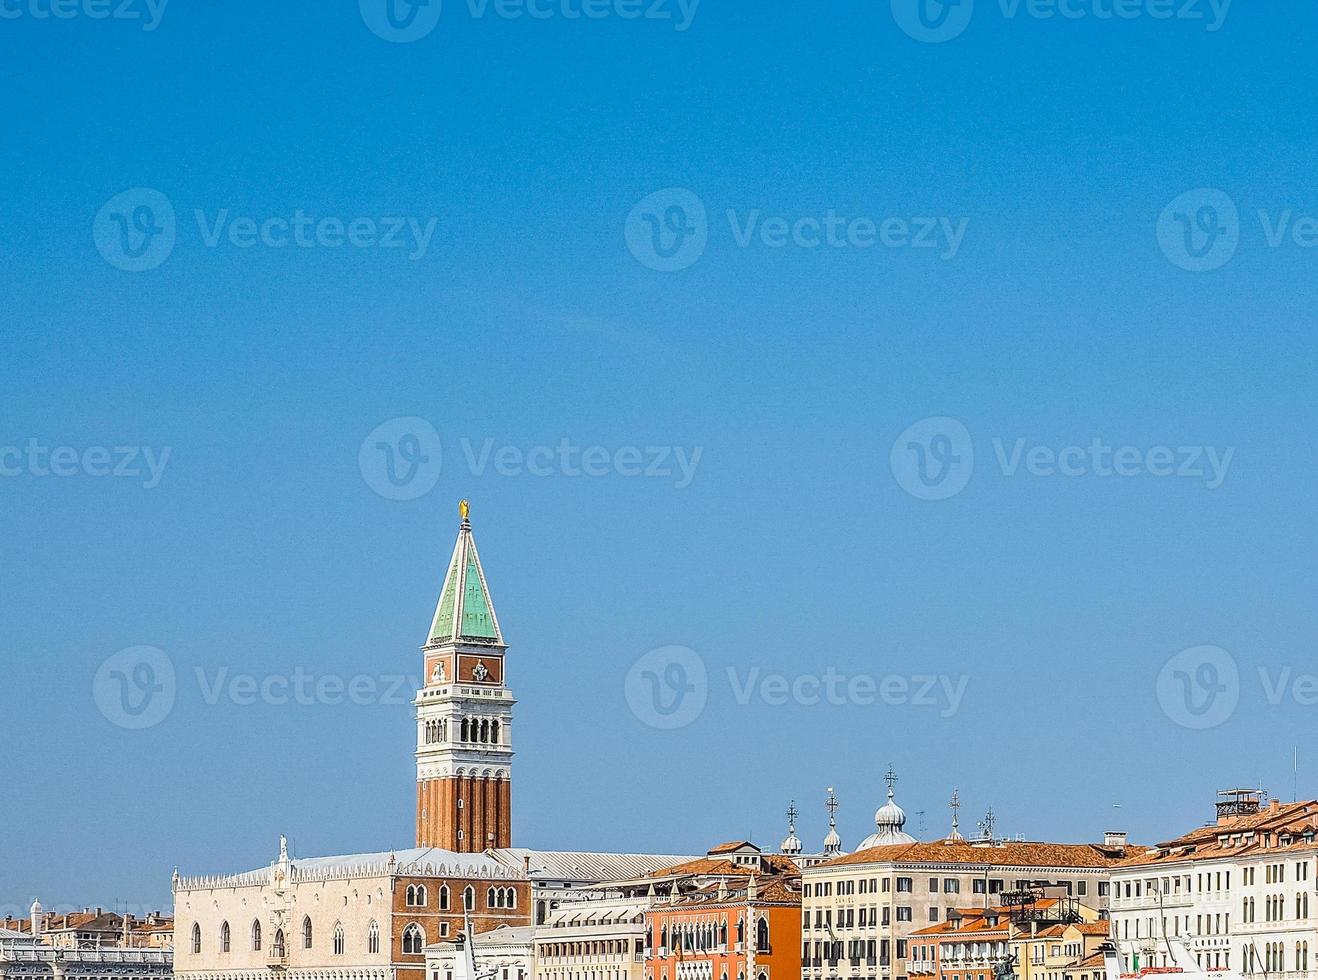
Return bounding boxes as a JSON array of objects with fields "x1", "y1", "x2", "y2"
[{"x1": 3, "y1": 0, "x2": 1318, "y2": 913}]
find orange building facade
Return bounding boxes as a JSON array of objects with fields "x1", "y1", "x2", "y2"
[{"x1": 644, "y1": 870, "x2": 801, "y2": 980}]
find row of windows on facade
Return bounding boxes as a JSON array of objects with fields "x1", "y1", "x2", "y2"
[
  {"x1": 1242, "y1": 940, "x2": 1310, "y2": 974},
  {"x1": 189, "y1": 914, "x2": 515, "y2": 958},
  {"x1": 539, "y1": 940, "x2": 643, "y2": 959},
  {"x1": 804, "y1": 879, "x2": 1103, "y2": 899},
  {"x1": 646, "y1": 967, "x2": 769, "y2": 980},
  {"x1": 648, "y1": 918, "x2": 769, "y2": 955},
  {"x1": 802, "y1": 938, "x2": 910, "y2": 967},
  {"x1": 422, "y1": 718, "x2": 503, "y2": 745},
  {"x1": 1119, "y1": 896, "x2": 1313, "y2": 945},
  {"x1": 804, "y1": 905, "x2": 977, "y2": 930},
  {"x1": 533, "y1": 970, "x2": 624, "y2": 980},
  {"x1": 404, "y1": 884, "x2": 518, "y2": 911},
  {"x1": 906, "y1": 940, "x2": 1011, "y2": 965},
  {"x1": 1118, "y1": 862, "x2": 1314, "y2": 900},
  {"x1": 192, "y1": 920, "x2": 380, "y2": 957},
  {"x1": 439, "y1": 969, "x2": 526, "y2": 980},
  {"x1": 1242, "y1": 893, "x2": 1310, "y2": 922}
]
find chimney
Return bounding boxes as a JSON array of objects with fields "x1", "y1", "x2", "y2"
[
  {"x1": 1104, "y1": 832, "x2": 1128, "y2": 848},
  {"x1": 1271, "y1": 799, "x2": 1282, "y2": 814}
]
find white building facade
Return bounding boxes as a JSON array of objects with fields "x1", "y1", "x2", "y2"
[{"x1": 1110, "y1": 792, "x2": 1318, "y2": 979}]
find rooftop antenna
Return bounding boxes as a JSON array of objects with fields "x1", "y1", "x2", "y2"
[
  {"x1": 978, "y1": 806, "x2": 998, "y2": 844},
  {"x1": 916, "y1": 810, "x2": 928, "y2": 836}
]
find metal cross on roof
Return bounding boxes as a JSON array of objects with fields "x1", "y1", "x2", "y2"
[
  {"x1": 884, "y1": 764, "x2": 898, "y2": 792},
  {"x1": 786, "y1": 801, "x2": 799, "y2": 829},
  {"x1": 825, "y1": 787, "x2": 839, "y2": 823}
]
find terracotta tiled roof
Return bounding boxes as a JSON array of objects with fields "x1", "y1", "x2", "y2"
[
  {"x1": 1074, "y1": 923, "x2": 1110, "y2": 936},
  {"x1": 1118, "y1": 801, "x2": 1318, "y2": 868},
  {"x1": 651, "y1": 855, "x2": 798, "y2": 878},
  {"x1": 708, "y1": 841, "x2": 757, "y2": 855},
  {"x1": 823, "y1": 840, "x2": 1134, "y2": 869},
  {"x1": 652, "y1": 876, "x2": 801, "y2": 909}
]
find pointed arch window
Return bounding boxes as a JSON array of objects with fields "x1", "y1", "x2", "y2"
[
  {"x1": 333, "y1": 922, "x2": 345, "y2": 956},
  {"x1": 756, "y1": 918, "x2": 770, "y2": 953},
  {"x1": 302, "y1": 916, "x2": 314, "y2": 950},
  {"x1": 368, "y1": 920, "x2": 380, "y2": 955},
  {"x1": 220, "y1": 921, "x2": 231, "y2": 954},
  {"x1": 439, "y1": 885, "x2": 451, "y2": 911},
  {"x1": 191, "y1": 924, "x2": 202, "y2": 955},
  {"x1": 273, "y1": 929, "x2": 286, "y2": 959},
  {"x1": 252, "y1": 920, "x2": 262, "y2": 952},
  {"x1": 488, "y1": 887, "x2": 497, "y2": 908},
  {"x1": 463, "y1": 886, "x2": 475, "y2": 911},
  {"x1": 403, "y1": 924, "x2": 425, "y2": 955}
]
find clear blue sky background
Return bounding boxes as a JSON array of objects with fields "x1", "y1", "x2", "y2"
[{"x1": 3, "y1": 0, "x2": 1318, "y2": 914}]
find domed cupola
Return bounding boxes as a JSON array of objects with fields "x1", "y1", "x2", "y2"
[
  {"x1": 857, "y1": 767, "x2": 918, "y2": 850},
  {"x1": 780, "y1": 801, "x2": 803, "y2": 856}
]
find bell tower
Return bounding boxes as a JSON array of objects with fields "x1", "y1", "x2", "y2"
[{"x1": 415, "y1": 501, "x2": 515, "y2": 852}]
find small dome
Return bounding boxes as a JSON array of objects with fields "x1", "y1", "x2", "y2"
[
  {"x1": 823, "y1": 826, "x2": 843, "y2": 854},
  {"x1": 857, "y1": 785, "x2": 917, "y2": 850},
  {"x1": 780, "y1": 830, "x2": 803, "y2": 855}
]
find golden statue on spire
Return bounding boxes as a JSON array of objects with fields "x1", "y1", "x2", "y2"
[{"x1": 459, "y1": 499, "x2": 471, "y2": 522}]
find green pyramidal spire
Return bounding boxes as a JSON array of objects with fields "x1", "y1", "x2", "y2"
[{"x1": 426, "y1": 501, "x2": 504, "y2": 646}]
